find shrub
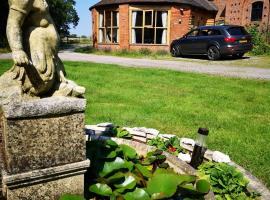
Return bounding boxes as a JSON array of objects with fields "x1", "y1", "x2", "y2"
[
  {"x1": 138, "y1": 48, "x2": 152, "y2": 56},
  {"x1": 246, "y1": 25, "x2": 270, "y2": 55},
  {"x1": 155, "y1": 50, "x2": 170, "y2": 56}
]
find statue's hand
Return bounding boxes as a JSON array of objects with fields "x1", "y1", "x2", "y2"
[{"x1": 12, "y1": 50, "x2": 30, "y2": 66}]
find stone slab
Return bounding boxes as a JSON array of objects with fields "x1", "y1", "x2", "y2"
[
  {"x1": 3, "y1": 160, "x2": 90, "y2": 189},
  {"x1": 0, "y1": 97, "x2": 86, "y2": 119},
  {"x1": 1, "y1": 112, "x2": 86, "y2": 174},
  {"x1": 5, "y1": 174, "x2": 84, "y2": 200}
]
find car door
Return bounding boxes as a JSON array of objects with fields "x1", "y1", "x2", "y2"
[
  {"x1": 196, "y1": 29, "x2": 211, "y2": 54},
  {"x1": 180, "y1": 29, "x2": 200, "y2": 54}
]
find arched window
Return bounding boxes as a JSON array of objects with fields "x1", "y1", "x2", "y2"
[{"x1": 251, "y1": 1, "x2": 263, "y2": 21}]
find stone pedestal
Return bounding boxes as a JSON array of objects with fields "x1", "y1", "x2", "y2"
[{"x1": 0, "y1": 97, "x2": 90, "y2": 200}]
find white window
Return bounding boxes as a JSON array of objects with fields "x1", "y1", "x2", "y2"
[
  {"x1": 131, "y1": 10, "x2": 168, "y2": 45},
  {"x1": 98, "y1": 10, "x2": 119, "y2": 43}
]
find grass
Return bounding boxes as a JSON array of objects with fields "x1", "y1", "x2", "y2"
[
  {"x1": 75, "y1": 46, "x2": 270, "y2": 69},
  {"x1": 0, "y1": 60, "x2": 270, "y2": 188},
  {"x1": 75, "y1": 46, "x2": 172, "y2": 60}
]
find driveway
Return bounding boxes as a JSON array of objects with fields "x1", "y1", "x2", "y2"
[{"x1": 1, "y1": 52, "x2": 270, "y2": 80}]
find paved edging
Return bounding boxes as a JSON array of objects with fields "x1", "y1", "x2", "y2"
[{"x1": 1, "y1": 52, "x2": 270, "y2": 80}]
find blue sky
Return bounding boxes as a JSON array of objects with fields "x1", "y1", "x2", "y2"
[{"x1": 70, "y1": 0, "x2": 99, "y2": 36}]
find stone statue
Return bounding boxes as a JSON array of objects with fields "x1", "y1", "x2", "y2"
[{"x1": 0, "y1": 0, "x2": 85, "y2": 101}]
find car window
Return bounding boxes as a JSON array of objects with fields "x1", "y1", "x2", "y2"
[
  {"x1": 187, "y1": 30, "x2": 199, "y2": 37},
  {"x1": 208, "y1": 29, "x2": 222, "y2": 36},
  {"x1": 199, "y1": 30, "x2": 209, "y2": 36},
  {"x1": 198, "y1": 29, "x2": 222, "y2": 36},
  {"x1": 227, "y1": 27, "x2": 248, "y2": 35}
]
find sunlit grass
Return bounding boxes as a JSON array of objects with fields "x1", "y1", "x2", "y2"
[{"x1": 0, "y1": 60, "x2": 269, "y2": 188}]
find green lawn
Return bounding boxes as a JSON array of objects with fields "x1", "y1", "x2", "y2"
[{"x1": 1, "y1": 60, "x2": 270, "y2": 188}]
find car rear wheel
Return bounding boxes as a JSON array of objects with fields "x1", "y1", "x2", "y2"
[
  {"x1": 171, "y1": 44, "x2": 181, "y2": 57},
  {"x1": 207, "y1": 46, "x2": 220, "y2": 60},
  {"x1": 232, "y1": 53, "x2": 245, "y2": 59}
]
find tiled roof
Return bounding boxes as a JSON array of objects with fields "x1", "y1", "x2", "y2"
[{"x1": 90, "y1": 0, "x2": 218, "y2": 12}]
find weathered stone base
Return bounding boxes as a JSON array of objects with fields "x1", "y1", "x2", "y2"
[
  {"x1": 0, "y1": 97, "x2": 89, "y2": 199},
  {"x1": 2, "y1": 160, "x2": 90, "y2": 200}
]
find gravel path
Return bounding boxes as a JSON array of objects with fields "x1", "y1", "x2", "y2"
[{"x1": 1, "y1": 52, "x2": 270, "y2": 80}]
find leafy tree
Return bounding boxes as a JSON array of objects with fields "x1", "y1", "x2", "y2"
[
  {"x1": 0, "y1": 0, "x2": 79, "y2": 47},
  {"x1": 46, "y1": 0, "x2": 79, "y2": 36}
]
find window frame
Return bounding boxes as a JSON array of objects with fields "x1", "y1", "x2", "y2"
[
  {"x1": 97, "y1": 9, "x2": 119, "y2": 44},
  {"x1": 130, "y1": 7, "x2": 170, "y2": 45},
  {"x1": 251, "y1": 1, "x2": 264, "y2": 22}
]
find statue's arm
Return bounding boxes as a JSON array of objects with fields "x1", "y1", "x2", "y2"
[{"x1": 6, "y1": 0, "x2": 32, "y2": 66}]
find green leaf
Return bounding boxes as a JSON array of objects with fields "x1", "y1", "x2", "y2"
[
  {"x1": 105, "y1": 139, "x2": 118, "y2": 148},
  {"x1": 89, "y1": 183, "x2": 113, "y2": 196},
  {"x1": 107, "y1": 172, "x2": 125, "y2": 183},
  {"x1": 99, "y1": 157, "x2": 128, "y2": 177},
  {"x1": 59, "y1": 194, "x2": 85, "y2": 200},
  {"x1": 125, "y1": 160, "x2": 134, "y2": 171},
  {"x1": 146, "y1": 173, "x2": 180, "y2": 199},
  {"x1": 114, "y1": 175, "x2": 137, "y2": 193},
  {"x1": 119, "y1": 144, "x2": 137, "y2": 160},
  {"x1": 196, "y1": 179, "x2": 210, "y2": 194},
  {"x1": 124, "y1": 188, "x2": 151, "y2": 200},
  {"x1": 135, "y1": 164, "x2": 152, "y2": 178}
]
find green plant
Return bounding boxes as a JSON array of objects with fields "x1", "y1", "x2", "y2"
[
  {"x1": 198, "y1": 162, "x2": 260, "y2": 200},
  {"x1": 138, "y1": 48, "x2": 152, "y2": 56},
  {"x1": 106, "y1": 127, "x2": 133, "y2": 139},
  {"x1": 246, "y1": 25, "x2": 270, "y2": 55},
  {"x1": 85, "y1": 139, "x2": 210, "y2": 199},
  {"x1": 147, "y1": 136, "x2": 183, "y2": 156}
]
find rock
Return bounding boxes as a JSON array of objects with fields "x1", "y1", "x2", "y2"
[
  {"x1": 146, "y1": 134, "x2": 156, "y2": 140},
  {"x1": 1, "y1": 97, "x2": 86, "y2": 119},
  {"x1": 123, "y1": 127, "x2": 146, "y2": 137},
  {"x1": 132, "y1": 136, "x2": 147, "y2": 143},
  {"x1": 159, "y1": 134, "x2": 175, "y2": 139},
  {"x1": 212, "y1": 151, "x2": 231, "y2": 163},
  {"x1": 178, "y1": 153, "x2": 191, "y2": 163},
  {"x1": 132, "y1": 127, "x2": 159, "y2": 136},
  {"x1": 97, "y1": 122, "x2": 114, "y2": 128},
  {"x1": 180, "y1": 138, "x2": 195, "y2": 147}
]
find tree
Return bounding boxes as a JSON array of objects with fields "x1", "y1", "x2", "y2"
[
  {"x1": 46, "y1": 0, "x2": 79, "y2": 36},
  {"x1": 0, "y1": 0, "x2": 79, "y2": 47}
]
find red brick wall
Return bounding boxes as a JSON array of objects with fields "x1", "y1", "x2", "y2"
[
  {"x1": 225, "y1": 0, "x2": 270, "y2": 29},
  {"x1": 91, "y1": 4, "x2": 216, "y2": 52},
  {"x1": 191, "y1": 8, "x2": 216, "y2": 27},
  {"x1": 119, "y1": 4, "x2": 130, "y2": 49},
  {"x1": 170, "y1": 6, "x2": 192, "y2": 42},
  {"x1": 92, "y1": 8, "x2": 98, "y2": 48}
]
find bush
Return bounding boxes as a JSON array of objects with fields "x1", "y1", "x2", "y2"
[
  {"x1": 138, "y1": 48, "x2": 152, "y2": 56},
  {"x1": 246, "y1": 25, "x2": 270, "y2": 55},
  {"x1": 156, "y1": 50, "x2": 170, "y2": 56}
]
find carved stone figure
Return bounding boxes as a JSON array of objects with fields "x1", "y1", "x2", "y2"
[{"x1": 0, "y1": 0, "x2": 85, "y2": 100}]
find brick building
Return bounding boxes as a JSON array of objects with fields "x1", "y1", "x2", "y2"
[
  {"x1": 213, "y1": 0, "x2": 270, "y2": 30},
  {"x1": 90, "y1": 0, "x2": 218, "y2": 51}
]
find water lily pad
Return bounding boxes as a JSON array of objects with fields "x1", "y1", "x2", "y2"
[
  {"x1": 89, "y1": 183, "x2": 113, "y2": 196},
  {"x1": 99, "y1": 157, "x2": 128, "y2": 177},
  {"x1": 124, "y1": 188, "x2": 151, "y2": 200},
  {"x1": 196, "y1": 179, "x2": 210, "y2": 194},
  {"x1": 146, "y1": 173, "x2": 180, "y2": 199},
  {"x1": 107, "y1": 172, "x2": 125, "y2": 183},
  {"x1": 119, "y1": 144, "x2": 137, "y2": 160},
  {"x1": 135, "y1": 164, "x2": 152, "y2": 178},
  {"x1": 59, "y1": 194, "x2": 85, "y2": 200},
  {"x1": 105, "y1": 139, "x2": 118, "y2": 148},
  {"x1": 114, "y1": 175, "x2": 137, "y2": 193}
]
